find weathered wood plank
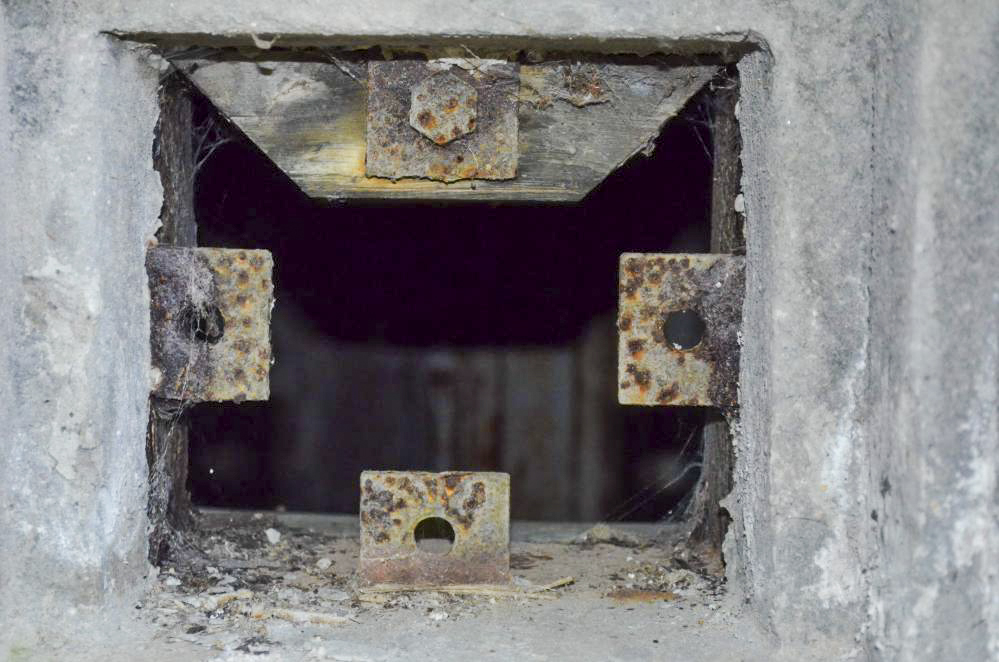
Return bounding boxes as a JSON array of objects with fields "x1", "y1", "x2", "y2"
[
  {"x1": 147, "y1": 72, "x2": 197, "y2": 563},
  {"x1": 502, "y1": 350, "x2": 575, "y2": 519},
  {"x1": 176, "y1": 56, "x2": 716, "y2": 201},
  {"x1": 576, "y1": 313, "x2": 623, "y2": 520},
  {"x1": 266, "y1": 305, "x2": 584, "y2": 518},
  {"x1": 689, "y1": 72, "x2": 744, "y2": 558}
]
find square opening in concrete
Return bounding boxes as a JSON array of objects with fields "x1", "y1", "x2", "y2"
[
  {"x1": 178, "y1": 66, "x2": 736, "y2": 519},
  {"x1": 186, "y1": 88, "x2": 720, "y2": 524},
  {"x1": 143, "y1": 52, "x2": 747, "y2": 652}
]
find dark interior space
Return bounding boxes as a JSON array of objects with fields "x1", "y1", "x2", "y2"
[{"x1": 187, "y1": 78, "x2": 717, "y2": 522}]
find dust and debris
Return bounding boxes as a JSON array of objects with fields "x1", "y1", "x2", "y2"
[
  {"x1": 575, "y1": 523, "x2": 643, "y2": 548},
  {"x1": 137, "y1": 512, "x2": 734, "y2": 658},
  {"x1": 607, "y1": 588, "x2": 678, "y2": 603},
  {"x1": 510, "y1": 551, "x2": 553, "y2": 570}
]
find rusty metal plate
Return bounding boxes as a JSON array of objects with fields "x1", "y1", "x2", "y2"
[
  {"x1": 366, "y1": 60, "x2": 518, "y2": 182},
  {"x1": 359, "y1": 471, "x2": 510, "y2": 586},
  {"x1": 618, "y1": 254, "x2": 745, "y2": 409},
  {"x1": 147, "y1": 247, "x2": 273, "y2": 402}
]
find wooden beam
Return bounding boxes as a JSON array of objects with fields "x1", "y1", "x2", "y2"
[{"x1": 175, "y1": 55, "x2": 717, "y2": 202}]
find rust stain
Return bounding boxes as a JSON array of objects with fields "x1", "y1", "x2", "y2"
[
  {"x1": 656, "y1": 382, "x2": 680, "y2": 404},
  {"x1": 520, "y1": 62, "x2": 609, "y2": 109},
  {"x1": 627, "y1": 338, "x2": 645, "y2": 359},
  {"x1": 416, "y1": 109, "x2": 436, "y2": 129},
  {"x1": 409, "y1": 71, "x2": 477, "y2": 146},
  {"x1": 625, "y1": 364, "x2": 652, "y2": 394}
]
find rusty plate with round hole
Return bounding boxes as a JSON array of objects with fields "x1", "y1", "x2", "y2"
[
  {"x1": 617, "y1": 253, "x2": 744, "y2": 410},
  {"x1": 359, "y1": 470, "x2": 510, "y2": 586}
]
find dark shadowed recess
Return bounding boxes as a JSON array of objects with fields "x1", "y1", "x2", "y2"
[{"x1": 187, "y1": 81, "x2": 716, "y2": 521}]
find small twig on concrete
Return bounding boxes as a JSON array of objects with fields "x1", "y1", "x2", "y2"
[
  {"x1": 243, "y1": 604, "x2": 353, "y2": 625},
  {"x1": 530, "y1": 576, "x2": 575, "y2": 592},
  {"x1": 356, "y1": 576, "x2": 575, "y2": 601}
]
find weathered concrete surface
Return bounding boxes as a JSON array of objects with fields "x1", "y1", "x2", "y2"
[
  {"x1": 0, "y1": 1, "x2": 164, "y2": 654},
  {"x1": 1, "y1": 0, "x2": 996, "y2": 659},
  {"x1": 863, "y1": 3, "x2": 999, "y2": 660}
]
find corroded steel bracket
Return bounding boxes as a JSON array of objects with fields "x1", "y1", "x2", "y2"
[
  {"x1": 618, "y1": 254, "x2": 744, "y2": 409},
  {"x1": 359, "y1": 471, "x2": 510, "y2": 586},
  {"x1": 147, "y1": 247, "x2": 273, "y2": 402},
  {"x1": 366, "y1": 60, "x2": 519, "y2": 182}
]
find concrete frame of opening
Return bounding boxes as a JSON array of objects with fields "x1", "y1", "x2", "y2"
[{"x1": 1, "y1": 1, "x2": 996, "y2": 659}]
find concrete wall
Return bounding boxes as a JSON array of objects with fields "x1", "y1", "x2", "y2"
[
  {"x1": 1, "y1": 0, "x2": 995, "y2": 658},
  {"x1": 865, "y1": 3, "x2": 999, "y2": 659},
  {"x1": 0, "y1": 0, "x2": 164, "y2": 650}
]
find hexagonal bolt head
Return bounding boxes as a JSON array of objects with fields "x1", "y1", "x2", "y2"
[{"x1": 409, "y1": 72, "x2": 478, "y2": 146}]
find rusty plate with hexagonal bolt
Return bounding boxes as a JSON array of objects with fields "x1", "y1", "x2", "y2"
[
  {"x1": 359, "y1": 471, "x2": 510, "y2": 586},
  {"x1": 147, "y1": 247, "x2": 273, "y2": 402},
  {"x1": 618, "y1": 253, "x2": 744, "y2": 410},
  {"x1": 366, "y1": 60, "x2": 518, "y2": 182}
]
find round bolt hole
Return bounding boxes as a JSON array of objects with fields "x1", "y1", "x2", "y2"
[
  {"x1": 178, "y1": 304, "x2": 225, "y2": 344},
  {"x1": 662, "y1": 309, "x2": 705, "y2": 350},
  {"x1": 414, "y1": 517, "x2": 455, "y2": 555}
]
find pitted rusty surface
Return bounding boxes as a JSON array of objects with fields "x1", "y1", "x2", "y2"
[
  {"x1": 147, "y1": 247, "x2": 273, "y2": 402},
  {"x1": 618, "y1": 254, "x2": 744, "y2": 410},
  {"x1": 359, "y1": 471, "x2": 510, "y2": 586},
  {"x1": 409, "y1": 71, "x2": 478, "y2": 145},
  {"x1": 520, "y1": 62, "x2": 610, "y2": 108},
  {"x1": 366, "y1": 60, "x2": 518, "y2": 182}
]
